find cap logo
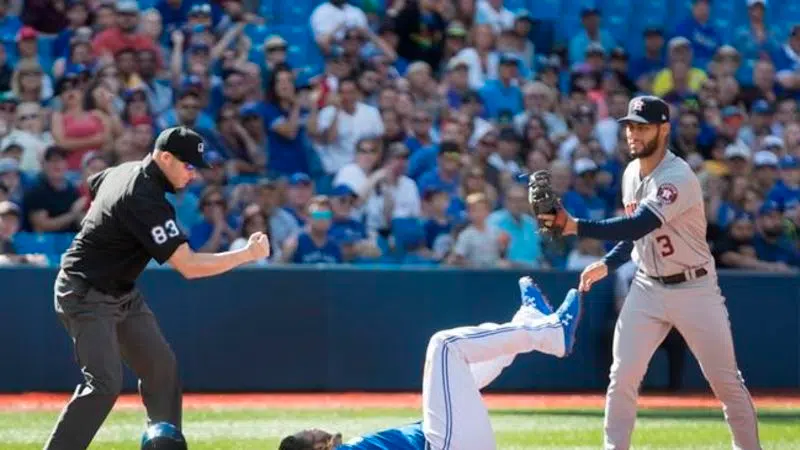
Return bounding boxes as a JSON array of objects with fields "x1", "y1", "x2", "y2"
[
  {"x1": 197, "y1": 143, "x2": 204, "y2": 154},
  {"x1": 630, "y1": 98, "x2": 645, "y2": 113}
]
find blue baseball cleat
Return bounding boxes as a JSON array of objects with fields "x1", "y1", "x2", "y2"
[
  {"x1": 518, "y1": 276, "x2": 553, "y2": 315},
  {"x1": 555, "y1": 289, "x2": 583, "y2": 357}
]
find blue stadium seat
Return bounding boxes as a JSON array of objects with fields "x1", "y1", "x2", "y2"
[
  {"x1": 244, "y1": 24, "x2": 272, "y2": 46},
  {"x1": 12, "y1": 232, "x2": 57, "y2": 255},
  {"x1": 527, "y1": 0, "x2": 561, "y2": 20},
  {"x1": 604, "y1": 12, "x2": 632, "y2": 45},
  {"x1": 771, "y1": 0, "x2": 800, "y2": 40},
  {"x1": 503, "y1": 0, "x2": 527, "y2": 13}
]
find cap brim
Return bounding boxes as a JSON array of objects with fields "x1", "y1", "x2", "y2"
[
  {"x1": 618, "y1": 114, "x2": 651, "y2": 124},
  {"x1": 185, "y1": 152, "x2": 211, "y2": 169}
]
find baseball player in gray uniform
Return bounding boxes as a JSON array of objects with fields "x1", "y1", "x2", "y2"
[{"x1": 538, "y1": 96, "x2": 761, "y2": 450}]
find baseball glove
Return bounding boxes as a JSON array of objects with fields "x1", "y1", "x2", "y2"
[{"x1": 528, "y1": 170, "x2": 568, "y2": 237}]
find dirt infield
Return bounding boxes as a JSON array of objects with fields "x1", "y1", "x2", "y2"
[{"x1": 1, "y1": 392, "x2": 799, "y2": 412}]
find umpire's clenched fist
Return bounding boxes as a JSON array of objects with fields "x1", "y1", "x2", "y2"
[{"x1": 246, "y1": 232, "x2": 270, "y2": 261}]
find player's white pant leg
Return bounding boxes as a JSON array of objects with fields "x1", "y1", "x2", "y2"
[
  {"x1": 667, "y1": 278, "x2": 761, "y2": 450},
  {"x1": 604, "y1": 277, "x2": 672, "y2": 450},
  {"x1": 469, "y1": 307, "x2": 552, "y2": 389},
  {"x1": 422, "y1": 317, "x2": 563, "y2": 450}
]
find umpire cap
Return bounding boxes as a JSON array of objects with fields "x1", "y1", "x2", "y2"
[
  {"x1": 154, "y1": 127, "x2": 210, "y2": 169},
  {"x1": 141, "y1": 422, "x2": 187, "y2": 450},
  {"x1": 618, "y1": 95, "x2": 670, "y2": 125}
]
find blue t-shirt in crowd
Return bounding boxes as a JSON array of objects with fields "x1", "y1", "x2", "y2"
[
  {"x1": 188, "y1": 216, "x2": 240, "y2": 251},
  {"x1": 262, "y1": 102, "x2": 311, "y2": 176},
  {"x1": 292, "y1": 232, "x2": 342, "y2": 264},
  {"x1": 329, "y1": 218, "x2": 367, "y2": 240},
  {"x1": 767, "y1": 181, "x2": 800, "y2": 212},
  {"x1": 424, "y1": 218, "x2": 451, "y2": 249},
  {"x1": 478, "y1": 79, "x2": 523, "y2": 120},
  {"x1": 407, "y1": 146, "x2": 439, "y2": 181},
  {"x1": 754, "y1": 234, "x2": 800, "y2": 267},
  {"x1": 672, "y1": 19, "x2": 721, "y2": 68},
  {"x1": 337, "y1": 422, "x2": 426, "y2": 450},
  {"x1": 562, "y1": 190, "x2": 608, "y2": 221}
]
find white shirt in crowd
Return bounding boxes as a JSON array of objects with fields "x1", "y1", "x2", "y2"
[
  {"x1": 475, "y1": 0, "x2": 514, "y2": 33},
  {"x1": 1, "y1": 130, "x2": 55, "y2": 173},
  {"x1": 310, "y1": 2, "x2": 368, "y2": 42},
  {"x1": 364, "y1": 176, "x2": 421, "y2": 231},
  {"x1": 455, "y1": 48, "x2": 500, "y2": 90},
  {"x1": 316, "y1": 103, "x2": 384, "y2": 174}
]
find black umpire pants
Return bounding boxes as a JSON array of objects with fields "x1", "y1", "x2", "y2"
[{"x1": 44, "y1": 271, "x2": 182, "y2": 450}]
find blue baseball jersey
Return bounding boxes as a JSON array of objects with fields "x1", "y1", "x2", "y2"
[{"x1": 337, "y1": 422, "x2": 426, "y2": 450}]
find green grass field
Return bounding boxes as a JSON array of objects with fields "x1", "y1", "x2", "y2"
[{"x1": 1, "y1": 406, "x2": 798, "y2": 449}]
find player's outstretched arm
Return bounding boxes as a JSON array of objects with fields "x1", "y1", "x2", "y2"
[
  {"x1": 167, "y1": 232, "x2": 269, "y2": 279},
  {"x1": 545, "y1": 205, "x2": 662, "y2": 241}
]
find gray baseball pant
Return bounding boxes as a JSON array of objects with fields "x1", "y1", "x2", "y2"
[
  {"x1": 604, "y1": 273, "x2": 761, "y2": 450},
  {"x1": 44, "y1": 271, "x2": 182, "y2": 450}
]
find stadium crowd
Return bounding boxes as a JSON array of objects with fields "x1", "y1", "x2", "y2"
[{"x1": 0, "y1": 0, "x2": 798, "y2": 271}]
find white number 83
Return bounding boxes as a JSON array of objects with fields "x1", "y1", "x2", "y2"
[{"x1": 151, "y1": 219, "x2": 180, "y2": 245}]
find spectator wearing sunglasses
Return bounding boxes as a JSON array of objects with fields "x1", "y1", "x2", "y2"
[
  {"x1": 0, "y1": 101, "x2": 54, "y2": 173},
  {"x1": 189, "y1": 186, "x2": 239, "y2": 253},
  {"x1": 280, "y1": 196, "x2": 343, "y2": 264}
]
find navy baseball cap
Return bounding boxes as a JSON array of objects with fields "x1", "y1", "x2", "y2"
[
  {"x1": 154, "y1": 126, "x2": 210, "y2": 169},
  {"x1": 618, "y1": 95, "x2": 670, "y2": 124},
  {"x1": 780, "y1": 155, "x2": 799, "y2": 170}
]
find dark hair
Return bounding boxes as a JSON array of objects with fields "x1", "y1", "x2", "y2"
[
  {"x1": 267, "y1": 64, "x2": 294, "y2": 104},
  {"x1": 82, "y1": 79, "x2": 109, "y2": 112},
  {"x1": 338, "y1": 76, "x2": 360, "y2": 92}
]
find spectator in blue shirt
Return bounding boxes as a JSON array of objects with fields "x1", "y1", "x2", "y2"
[
  {"x1": 443, "y1": 58, "x2": 471, "y2": 110},
  {"x1": 404, "y1": 108, "x2": 436, "y2": 155},
  {"x1": 422, "y1": 184, "x2": 452, "y2": 249},
  {"x1": 157, "y1": 87, "x2": 216, "y2": 133},
  {"x1": 487, "y1": 183, "x2": 541, "y2": 267},
  {"x1": 328, "y1": 184, "x2": 367, "y2": 239},
  {"x1": 283, "y1": 173, "x2": 314, "y2": 226},
  {"x1": 629, "y1": 28, "x2": 665, "y2": 89},
  {"x1": 672, "y1": 0, "x2": 720, "y2": 69},
  {"x1": 263, "y1": 67, "x2": 319, "y2": 178},
  {"x1": 52, "y1": 1, "x2": 89, "y2": 60},
  {"x1": 768, "y1": 155, "x2": 800, "y2": 211},
  {"x1": 568, "y1": 7, "x2": 616, "y2": 66},
  {"x1": 561, "y1": 158, "x2": 608, "y2": 221},
  {"x1": 0, "y1": 0, "x2": 21, "y2": 49},
  {"x1": 731, "y1": 0, "x2": 780, "y2": 81},
  {"x1": 281, "y1": 196, "x2": 343, "y2": 264},
  {"x1": 188, "y1": 186, "x2": 240, "y2": 252},
  {"x1": 754, "y1": 200, "x2": 800, "y2": 268},
  {"x1": 479, "y1": 54, "x2": 523, "y2": 120},
  {"x1": 417, "y1": 142, "x2": 462, "y2": 198}
]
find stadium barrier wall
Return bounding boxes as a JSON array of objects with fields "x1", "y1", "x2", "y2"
[{"x1": 1, "y1": 267, "x2": 798, "y2": 392}]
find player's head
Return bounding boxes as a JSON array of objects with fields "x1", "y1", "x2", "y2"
[
  {"x1": 152, "y1": 127, "x2": 209, "y2": 190},
  {"x1": 618, "y1": 96, "x2": 671, "y2": 160},
  {"x1": 279, "y1": 428, "x2": 342, "y2": 450},
  {"x1": 141, "y1": 422, "x2": 187, "y2": 450}
]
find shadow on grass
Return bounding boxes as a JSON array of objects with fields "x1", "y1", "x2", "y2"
[{"x1": 493, "y1": 408, "x2": 800, "y2": 423}]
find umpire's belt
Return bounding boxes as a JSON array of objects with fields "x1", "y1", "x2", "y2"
[{"x1": 641, "y1": 267, "x2": 708, "y2": 285}]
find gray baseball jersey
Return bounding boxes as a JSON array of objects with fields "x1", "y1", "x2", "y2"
[{"x1": 621, "y1": 150, "x2": 713, "y2": 276}]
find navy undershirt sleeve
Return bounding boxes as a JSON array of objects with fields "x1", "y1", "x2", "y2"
[
  {"x1": 602, "y1": 241, "x2": 634, "y2": 271},
  {"x1": 575, "y1": 206, "x2": 662, "y2": 242}
]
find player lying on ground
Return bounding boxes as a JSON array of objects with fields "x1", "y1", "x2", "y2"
[{"x1": 278, "y1": 277, "x2": 582, "y2": 450}]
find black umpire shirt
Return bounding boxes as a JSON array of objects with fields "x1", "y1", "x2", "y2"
[{"x1": 60, "y1": 155, "x2": 187, "y2": 296}]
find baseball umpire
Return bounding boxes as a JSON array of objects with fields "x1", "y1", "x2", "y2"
[{"x1": 44, "y1": 126, "x2": 270, "y2": 450}]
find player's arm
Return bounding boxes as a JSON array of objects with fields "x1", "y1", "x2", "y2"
[
  {"x1": 559, "y1": 205, "x2": 662, "y2": 241},
  {"x1": 602, "y1": 240, "x2": 634, "y2": 271}
]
